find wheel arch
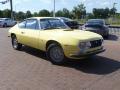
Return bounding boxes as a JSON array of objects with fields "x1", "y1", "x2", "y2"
[
  {"x1": 11, "y1": 33, "x2": 16, "y2": 38},
  {"x1": 46, "y1": 40, "x2": 62, "y2": 50}
]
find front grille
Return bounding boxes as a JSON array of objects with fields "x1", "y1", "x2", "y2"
[{"x1": 90, "y1": 40, "x2": 102, "y2": 48}]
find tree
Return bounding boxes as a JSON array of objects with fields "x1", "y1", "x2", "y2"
[
  {"x1": 16, "y1": 11, "x2": 25, "y2": 20},
  {"x1": 72, "y1": 3, "x2": 86, "y2": 19},
  {"x1": 39, "y1": 9, "x2": 50, "y2": 17},
  {"x1": 62, "y1": 8, "x2": 70, "y2": 17},
  {"x1": 33, "y1": 12, "x2": 38, "y2": 17},
  {"x1": 55, "y1": 10, "x2": 63, "y2": 17},
  {"x1": 0, "y1": 10, "x2": 3, "y2": 18},
  {"x1": 2, "y1": 9, "x2": 11, "y2": 18},
  {"x1": 26, "y1": 11, "x2": 32, "y2": 18},
  {"x1": 93, "y1": 8, "x2": 111, "y2": 19},
  {"x1": 87, "y1": 13, "x2": 94, "y2": 19},
  {"x1": 50, "y1": 11, "x2": 53, "y2": 17},
  {"x1": 110, "y1": 7, "x2": 117, "y2": 16}
]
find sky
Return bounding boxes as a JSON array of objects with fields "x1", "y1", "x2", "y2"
[{"x1": 0, "y1": 0, "x2": 120, "y2": 13}]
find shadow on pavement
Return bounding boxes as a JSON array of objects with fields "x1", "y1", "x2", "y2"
[
  {"x1": 62, "y1": 56, "x2": 120, "y2": 75},
  {"x1": 21, "y1": 46, "x2": 120, "y2": 75},
  {"x1": 105, "y1": 34, "x2": 119, "y2": 41}
]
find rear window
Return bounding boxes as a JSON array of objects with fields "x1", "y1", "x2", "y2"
[
  {"x1": 87, "y1": 20, "x2": 104, "y2": 25},
  {"x1": 85, "y1": 24, "x2": 103, "y2": 28}
]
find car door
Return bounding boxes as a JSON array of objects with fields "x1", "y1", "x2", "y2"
[
  {"x1": 9, "y1": 19, "x2": 15, "y2": 26},
  {"x1": 22, "y1": 19, "x2": 40, "y2": 49},
  {"x1": 5, "y1": 18, "x2": 11, "y2": 26},
  {"x1": 17, "y1": 20, "x2": 28, "y2": 45}
]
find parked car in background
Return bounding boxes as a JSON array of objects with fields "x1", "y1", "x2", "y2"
[
  {"x1": 0, "y1": 18, "x2": 17, "y2": 27},
  {"x1": 82, "y1": 19, "x2": 109, "y2": 38},
  {"x1": 9, "y1": 17, "x2": 105, "y2": 65},
  {"x1": 57, "y1": 17, "x2": 80, "y2": 29}
]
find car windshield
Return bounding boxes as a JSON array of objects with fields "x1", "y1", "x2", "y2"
[
  {"x1": 87, "y1": 20, "x2": 104, "y2": 25},
  {"x1": 40, "y1": 18, "x2": 69, "y2": 30}
]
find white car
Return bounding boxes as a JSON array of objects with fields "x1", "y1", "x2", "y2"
[{"x1": 0, "y1": 18, "x2": 17, "y2": 27}]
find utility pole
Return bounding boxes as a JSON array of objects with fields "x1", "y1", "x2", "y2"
[
  {"x1": 10, "y1": 0, "x2": 13, "y2": 19},
  {"x1": 53, "y1": 0, "x2": 55, "y2": 17},
  {"x1": 112, "y1": 3, "x2": 117, "y2": 18},
  {"x1": 113, "y1": 3, "x2": 117, "y2": 9}
]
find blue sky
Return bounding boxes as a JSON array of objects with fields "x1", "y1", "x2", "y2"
[{"x1": 0, "y1": 0, "x2": 120, "y2": 13}]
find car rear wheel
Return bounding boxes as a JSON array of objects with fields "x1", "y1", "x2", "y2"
[
  {"x1": 11, "y1": 35, "x2": 22, "y2": 50},
  {"x1": 47, "y1": 44, "x2": 66, "y2": 65},
  {"x1": 3, "y1": 23, "x2": 7, "y2": 27},
  {"x1": 104, "y1": 35, "x2": 109, "y2": 39}
]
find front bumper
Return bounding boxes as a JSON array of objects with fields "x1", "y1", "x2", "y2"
[
  {"x1": 63, "y1": 45, "x2": 105, "y2": 59},
  {"x1": 70, "y1": 48, "x2": 105, "y2": 58}
]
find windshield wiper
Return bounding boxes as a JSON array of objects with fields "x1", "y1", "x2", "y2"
[
  {"x1": 63, "y1": 29, "x2": 74, "y2": 31},
  {"x1": 44, "y1": 27, "x2": 54, "y2": 30}
]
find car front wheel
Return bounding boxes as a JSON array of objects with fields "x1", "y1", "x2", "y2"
[
  {"x1": 11, "y1": 35, "x2": 22, "y2": 50},
  {"x1": 47, "y1": 44, "x2": 66, "y2": 65}
]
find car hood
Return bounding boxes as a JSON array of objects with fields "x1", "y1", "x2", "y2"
[{"x1": 43, "y1": 29, "x2": 103, "y2": 41}]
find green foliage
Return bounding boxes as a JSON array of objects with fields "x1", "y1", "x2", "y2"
[
  {"x1": 38, "y1": 9, "x2": 50, "y2": 17},
  {"x1": 0, "y1": 10, "x2": 3, "y2": 17},
  {"x1": 16, "y1": 11, "x2": 26, "y2": 20},
  {"x1": 26, "y1": 10, "x2": 32, "y2": 18},
  {"x1": 72, "y1": 3, "x2": 86, "y2": 19},
  {"x1": 55, "y1": 10, "x2": 63, "y2": 17},
  {"x1": 56, "y1": 8, "x2": 73, "y2": 18},
  {"x1": 2, "y1": 9, "x2": 11, "y2": 18},
  {"x1": 93, "y1": 8, "x2": 110, "y2": 19},
  {"x1": 33, "y1": 12, "x2": 38, "y2": 17},
  {"x1": 0, "y1": 2, "x2": 119, "y2": 25}
]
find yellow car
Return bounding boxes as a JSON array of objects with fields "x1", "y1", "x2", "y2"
[{"x1": 9, "y1": 17, "x2": 105, "y2": 64}]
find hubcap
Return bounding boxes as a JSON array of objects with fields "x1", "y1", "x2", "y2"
[{"x1": 50, "y1": 46, "x2": 64, "y2": 62}]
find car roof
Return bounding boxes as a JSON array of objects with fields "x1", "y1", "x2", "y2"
[
  {"x1": 0, "y1": 18, "x2": 10, "y2": 20},
  {"x1": 88, "y1": 19, "x2": 104, "y2": 21}
]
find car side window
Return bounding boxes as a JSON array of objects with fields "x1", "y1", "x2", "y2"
[
  {"x1": 5, "y1": 18, "x2": 11, "y2": 21},
  {"x1": 26, "y1": 19, "x2": 39, "y2": 29},
  {"x1": 40, "y1": 19, "x2": 51, "y2": 30},
  {"x1": 18, "y1": 21, "x2": 26, "y2": 28}
]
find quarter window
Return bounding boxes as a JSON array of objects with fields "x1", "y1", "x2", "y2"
[
  {"x1": 18, "y1": 21, "x2": 26, "y2": 28},
  {"x1": 26, "y1": 19, "x2": 39, "y2": 29}
]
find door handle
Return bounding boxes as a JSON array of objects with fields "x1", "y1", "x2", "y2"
[{"x1": 21, "y1": 32, "x2": 25, "y2": 34}]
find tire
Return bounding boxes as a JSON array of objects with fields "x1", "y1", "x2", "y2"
[
  {"x1": 11, "y1": 35, "x2": 22, "y2": 50},
  {"x1": 46, "y1": 44, "x2": 66, "y2": 65},
  {"x1": 104, "y1": 35, "x2": 109, "y2": 39},
  {"x1": 3, "y1": 23, "x2": 7, "y2": 27}
]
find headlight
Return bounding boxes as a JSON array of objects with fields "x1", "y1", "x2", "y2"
[
  {"x1": 78, "y1": 42, "x2": 91, "y2": 53},
  {"x1": 78, "y1": 42, "x2": 91, "y2": 49}
]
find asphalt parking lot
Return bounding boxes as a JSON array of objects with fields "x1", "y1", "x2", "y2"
[{"x1": 0, "y1": 28, "x2": 120, "y2": 90}]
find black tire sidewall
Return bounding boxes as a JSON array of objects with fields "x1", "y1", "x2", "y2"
[
  {"x1": 11, "y1": 36, "x2": 22, "y2": 50},
  {"x1": 3, "y1": 23, "x2": 7, "y2": 27}
]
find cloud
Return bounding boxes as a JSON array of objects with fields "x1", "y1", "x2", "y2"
[
  {"x1": 13, "y1": 0, "x2": 31, "y2": 5},
  {"x1": 102, "y1": 1, "x2": 110, "y2": 5},
  {"x1": 39, "y1": 0, "x2": 52, "y2": 4}
]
